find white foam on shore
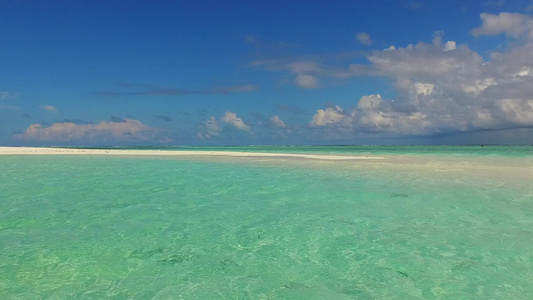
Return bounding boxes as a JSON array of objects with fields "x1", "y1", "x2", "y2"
[{"x1": 0, "y1": 147, "x2": 384, "y2": 161}]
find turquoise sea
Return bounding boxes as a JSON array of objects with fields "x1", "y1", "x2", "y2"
[{"x1": 1, "y1": 146, "x2": 532, "y2": 299}]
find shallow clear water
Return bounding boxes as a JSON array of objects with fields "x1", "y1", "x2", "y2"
[{"x1": 1, "y1": 151, "x2": 532, "y2": 299}]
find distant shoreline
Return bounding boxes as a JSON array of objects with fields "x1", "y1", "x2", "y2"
[
  {"x1": 0, "y1": 147, "x2": 384, "y2": 161},
  {"x1": 2, "y1": 146, "x2": 532, "y2": 182}
]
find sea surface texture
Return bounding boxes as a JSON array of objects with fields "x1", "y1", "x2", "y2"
[{"x1": 1, "y1": 146, "x2": 532, "y2": 299}]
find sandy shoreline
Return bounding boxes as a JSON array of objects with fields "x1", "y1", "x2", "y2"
[
  {"x1": 0, "y1": 147, "x2": 384, "y2": 161},
  {"x1": 1, "y1": 147, "x2": 532, "y2": 183}
]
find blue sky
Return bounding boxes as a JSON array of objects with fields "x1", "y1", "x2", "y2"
[{"x1": 1, "y1": 0, "x2": 533, "y2": 146}]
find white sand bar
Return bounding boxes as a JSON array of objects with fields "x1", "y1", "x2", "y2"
[
  {"x1": 2, "y1": 147, "x2": 532, "y2": 183},
  {"x1": 0, "y1": 147, "x2": 384, "y2": 161}
]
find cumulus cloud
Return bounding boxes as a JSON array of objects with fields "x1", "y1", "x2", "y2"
[
  {"x1": 221, "y1": 111, "x2": 251, "y2": 131},
  {"x1": 251, "y1": 13, "x2": 533, "y2": 139},
  {"x1": 197, "y1": 112, "x2": 253, "y2": 139},
  {"x1": 443, "y1": 40, "x2": 456, "y2": 51},
  {"x1": 269, "y1": 115, "x2": 286, "y2": 128},
  {"x1": 311, "y1": 105, "x2": 346, "y2": 126},
  {"x1": 197, "y1": 116, "x2": 221, "y2": 139},
  {"x1": 273, "y1": 115, "x2": 293, "y2": 137},
  {"x1": 471, "y1": 12, "x2": 533, "y2": 40},
  {"x1": 15, "y1": 119, "x2": 158, "y2": 142},
  {"x1": 356, "y1": 32, "x2": 372, "y2": 45},
  {"x1": 309, "y1": 31, "x2": 533, "y2": 136},
  {"x1": 355, "y1": 94, "x2": 431, "y2": 135}
]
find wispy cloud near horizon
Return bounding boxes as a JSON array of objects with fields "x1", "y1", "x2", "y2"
[{"x1": 15, "y1": 118, "x2": 160, "y2": 143}]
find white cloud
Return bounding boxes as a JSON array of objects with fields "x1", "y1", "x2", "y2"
[
  {"x1": 413, "y1": 82, "x2": 434, "y2": 96},
  {"x1": 513, "y1": 67, "x2": 530, "y2": 77},
  {"x1": 499, "y1": 99, "x2": 533, "y2": 125},
  {"x1": 462, "y1": 78, "x2": 497, "y2": 96},
  {"x1": 267, "y1": 115, "x2": 291, "y2": 136},
  {"x1": 198, "y1": 112, "x2": 253, "y2": 139},
  {"x1": 285, "y1": 62, "x2": 322, "y2": 89},
  {"x1": 309, "y1": 35, "x2": 533, "y2": 136},
  {"x1": 289, "y1": 61, "x2": 322, "y2": 74},
  {"x1": 357, "y1": 39, "x2": 533, "y2": 133},
  {"x1": 251, "y1": 14, "x2": 533, "y2": 139},
  {"x1": 366, "y1": 40, "x2": 484, "y2": 78},
  {"x1": 40, "y1": 105, "x2": 58, "y2": 112},
  {"x1": 431, "y1": 31, "x2": 445, "y2": 46},
  {"x1": 295, "y1": 74, "x2": 320, "y2": 89},
  {"x1": 355, "y1": 94, "x2": 432, "y2": 135},
  {"x1": 250, "y1": 60, "x2": 325, "y2": 89},
  {"x1": 443, "y1": 40, "x2": 456, "y2": 51},
  {"x1": 221, "y1": 111, "x2": 251, "y2": 132},
  {"x1": 197, "y1": 116, "x2": 221, "y2": 139},
  {"x1": 356, "y1": 94, "x2": 382, "y2": 110},
  {"x1": 311, "y1": 105, "x2": 345, "y2": 126},
  {"x1": 270, "y1": 115, "x2": 286, "y2": 128},
  {"x1": 16, "y1": 119, "x2": 157, "y2": 142},
  {"x1": 471, "y1": 12, "x2": 533, "y2": 40},
  {"x1": 356, "y1": 32, "x2": 372, "y2": 45}
]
